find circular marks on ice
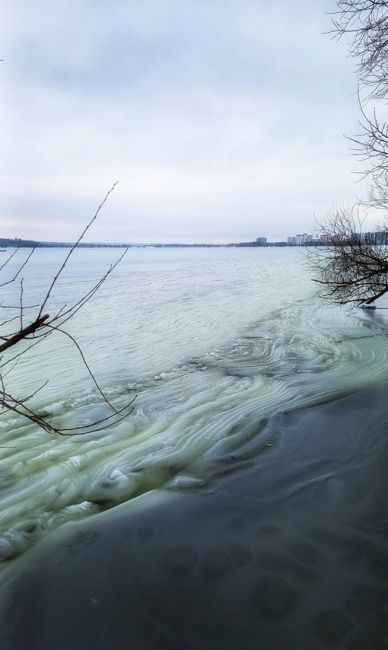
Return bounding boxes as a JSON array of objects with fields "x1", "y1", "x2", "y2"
[
  {"x1": 200, "y1": 550, "x2": 232, "y2": 580},
  {"x1": 257, "y1": 551, "x2": 317, "y2": 585},
  {"x1": 251, "y1": 574, "x2": 299, "y2": 620},
  {"x1": 288, "y1": 541, "x2": 319, "y2": 566},
  {"x1": 313, "y1": 609, "x2": 353, "y2": 644},
  {"x1": 162, "y1": 546, "x2": 198, "y2": 577},
  {"x1": 350, "y1": 583, "x2": 388, "y2": 609},
  {"x1": 228, "y1": 544, "x2": 252, "y2": 567}
]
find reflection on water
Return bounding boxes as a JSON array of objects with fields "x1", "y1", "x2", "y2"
[{"x1": 1, "y1": 247, "x2": 388, "y2": 566}]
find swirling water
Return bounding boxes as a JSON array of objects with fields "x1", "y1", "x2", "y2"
[{"x1": 0, "y1": 246, "x2": 387, "y2": 566}]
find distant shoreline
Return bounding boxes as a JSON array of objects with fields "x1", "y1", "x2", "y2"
[{"x1": 1, "y1": 238, "x2": 328, "y2": 249}]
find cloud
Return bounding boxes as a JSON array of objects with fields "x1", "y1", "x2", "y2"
[{"x1": 1, "y1": 0, "x2": 369, "y2": 242}]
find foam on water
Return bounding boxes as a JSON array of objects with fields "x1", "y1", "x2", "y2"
[{"x1": 1, "y1": 247, "x2": 388, "y2": 566}]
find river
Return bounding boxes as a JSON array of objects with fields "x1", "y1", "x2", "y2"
[{"x1": 0, "y1": 246, "x2": 387, "y2": 566}]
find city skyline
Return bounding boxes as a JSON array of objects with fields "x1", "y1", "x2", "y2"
[{"x1": 0, "y1": 228, "x2": 358, "y2": 247}]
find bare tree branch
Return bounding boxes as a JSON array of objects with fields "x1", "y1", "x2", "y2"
[
  {"x1": 37, "y1": 181, "x2": 118, "y2": 319},
  {"x1": 308, "y1": 208, "x2": 388, "y2": 304},
  {"x1": 0, "y1": 184, "x2": 135, "y2": 436},
  {"x1": 0, "y1": 314, "x2": 50, "y2": 353},
  {"x1": 312, "y1": 2, "x2": 388, "y2": 304}
]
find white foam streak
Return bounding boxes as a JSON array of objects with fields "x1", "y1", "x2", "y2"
[{"x1": 1, "y1": 248, "x2": 388, "y2": 565}]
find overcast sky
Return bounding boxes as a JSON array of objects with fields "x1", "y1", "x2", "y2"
[{"x1": 1, "y1": 0, "x2": 372, "y2": 243}]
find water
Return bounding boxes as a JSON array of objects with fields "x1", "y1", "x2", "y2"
[{"x1": 1, "y1": 246, "x2": 388, "y2": 566}]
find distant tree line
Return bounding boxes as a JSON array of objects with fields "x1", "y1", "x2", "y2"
[
  {"x1": 0, "y1": 237, "x2": 40, "y2": 248},
  {"x1": 0, "y1": 238, "x2": 132, "y2": 248}
]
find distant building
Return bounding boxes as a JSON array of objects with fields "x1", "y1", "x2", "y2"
[
  {"x1": 286, "y1": 233, "x2": 315, "y2": 245},
  {"x1": 256, "y1": 237, "x2": 267, "y2": 246},
  {"x1": 362, "y1": 231, "x2": 388, "y2": 245},
  {"x1": 375, "y1": 231, "x2": 388, "y2": 245}
]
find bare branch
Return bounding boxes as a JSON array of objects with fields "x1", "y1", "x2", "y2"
[
  {"x1": 37, "y1": 181, "x2": 118, "y2": 319},
  {"x1": 0, "y1": 248, "x2": 35, "y2": 289},
  {"x1": 0, "y1": 183, "x2": 134, "y2": 436},
  {"x1": 313, "y1": 2, "x2": 388, "y2": 304},
  {"x1": 0, "y1": 314, "x2": 50, "y2": 353},
  {"x1": 45, "y1": 323, "x2": 120, "y2": 414},
  {"x1": 308, "y1": 208, "x2": 388, "y2": 304}
]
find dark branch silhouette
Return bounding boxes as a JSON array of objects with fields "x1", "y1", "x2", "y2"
[
  {"x1": 312, "y1": 1, "x2": 388, "y2": 304},
  {"x1": 0, "y1": 314, "x2": 49, "y2": 352},
  {"x1": 332, "y1": 2, "x2": 388, "y2": 96},
  {"x1": 309, "y1": 209, "x2": 388, "y2": 304},
  {"x1": 330, "y1": 3, "x2": 388, "y2": 198},
  {"x1": 0, "y1": 183, "x2": 135, "y2": 435}
]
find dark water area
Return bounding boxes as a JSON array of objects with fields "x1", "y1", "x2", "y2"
[{"x1": 2, "y1": 382, "x2": 388, "y2": 649}]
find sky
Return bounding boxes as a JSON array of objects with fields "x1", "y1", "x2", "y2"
[{"x1": 0, "y1": 0, "x2": 373, "y2": 243}]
